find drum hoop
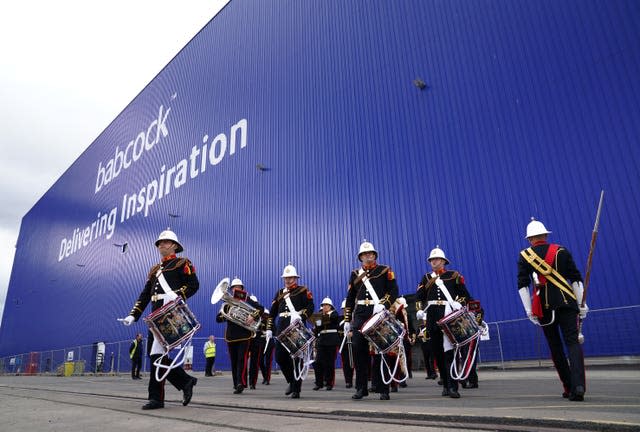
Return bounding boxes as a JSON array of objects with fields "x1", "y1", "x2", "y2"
[
  {"x1": 437, "y1": 307, "x2": 480, "y2": 347},
  {"x1": 276, "y1": 320, "x2": 316, "y2": 357},
  {"x1": 361, "y1": 310, "x2": 406, "y2": 354},
  {"x1": 144, "y1": 299, "x2": 201, "y2": 350}
]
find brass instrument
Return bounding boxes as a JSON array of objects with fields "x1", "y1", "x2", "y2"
[{"x1": 211, "y1": 277, "x2": 261, "y2": 333}]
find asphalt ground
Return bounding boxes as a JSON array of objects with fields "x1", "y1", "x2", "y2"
[{"x1": 0, "y1": 364, "x2": 638, "y2": 432}]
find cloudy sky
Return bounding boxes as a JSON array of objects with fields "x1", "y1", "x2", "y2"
[{"x1": 0, "y1": 0, "x2": 230, "y2": 325}]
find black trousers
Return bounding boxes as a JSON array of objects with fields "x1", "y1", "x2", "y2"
[
  {"x1": 260, "y1": 339, "x2": 274, "y2": 383},
  {"x1": 314, "y1": 345, "x2": 338, "y2": 387},
  {"x1": 275, "y1": 343, "x2": 303, "y2": 392},
  {"x1": 352, "y1": 329, "x2": 389, "y2": 394},
  {"x1": 131, "y1": 356, "x2": 142, "y2": 378},
  {"x1": 148, "y1": 354, "x2": 192, "y2": 402},
  {"x1": 248, "y1": 338, "x2": 263, "y2": 387},
  {"x1": 228, "y1": 341, "x2": 249, "y2": 389},
  {"x1": 205, "y1": 356, "x2": 216, "y2": 376},
  {"x1": 428, "y1": 320, "x2": 457, "y2": 392},
  {"x1": 420, "y1": 340, "x2": 437, "y2": 376},
  {"x1": 340, "y1": 343, "x2": 354, "y2": 385},
  {"x1": 541, "y1": 307, "x2": 585, "y2": 394}
]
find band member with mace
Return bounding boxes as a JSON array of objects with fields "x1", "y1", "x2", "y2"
[
  {"x1": 415, "y1": 246, "x2": 473, "y2": 399},
  {"x1": 120, "y1": 228, "x2": 199, "y2": 410},
  {"x1": 216, "y1": 278, "x2": 263, "y2": 394},
  {"x1": 518, "y1": 218, "x2": 588, "y2": 401},
  {"x1": 266, "y1": 263, "x2": 314, "y2": 399},
  {"x1": 344, "y1": 240, "x2": 398, "y2": 400}
]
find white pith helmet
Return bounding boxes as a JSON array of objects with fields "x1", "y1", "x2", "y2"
[
  {"x1": 358, "y1": 240, "x2": 378, "y2": 261},
  {"x1": 281, "y1": 264, "x2": 300, "y2": 278},
  {"x1": 341, "y1": 299, "x2": 346, "y2": 309},
  {"x1": 155, "y1": 228, "x2": 183, "y2": 253},
  {"x1": 428, "y1": 246, "x2": 449, "y2": 264},
  {"x1": 526, "y1": 217, "x2": 552, "y2": 238},
  {"x1": 321, "y1": 297, "x2": 334, "y2": 308},
  {"x1": 231, "y1": 277, "x2": 244, "y2": 287}
]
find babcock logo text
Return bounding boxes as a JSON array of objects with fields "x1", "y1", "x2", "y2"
[{"x1": 94, "y1": 104, "x2": 171, "y2": 194}]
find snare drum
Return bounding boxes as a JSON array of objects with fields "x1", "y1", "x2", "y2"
[
  {"x1": 360, "y1": 309, "x2": 406, "y2": 354},
  {"x1": 437, "y1": 307, "x2": 480, "y2": 347},
  {"x1": 276, "y1": 319, "x2": 316, "y2": 358},
  {"x1": 144, "y1": 298, "x2": 201, "y2": 351}
]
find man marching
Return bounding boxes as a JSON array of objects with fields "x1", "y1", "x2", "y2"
[
  {"x1": 344, "y1": 240, "x2": 398, "y2": 401},
  {"x1": 266, "y1": 264, "x2": 315, "y2": 399},
  {"x1": 415, "y1": 246, "x2": 474, "y2": 399},
  {"x1": 216, "y1": 278, "x2": 263, "y2": 394},
  {"x1": 120, "y1": 228, "x2": 199, "y2": 410},
  {"x1": 517, "y1": 218, "x2": 588, "y2": 401}
]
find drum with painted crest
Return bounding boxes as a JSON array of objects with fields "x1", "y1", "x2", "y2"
[
  {"x1": 437, "y1": 307, "x2": 480, "y2": 347},
  {"x1": 360, "y1": 309, "x2": 406, "y2": 354},
  {"x1": 144, "y1": 298, "x2": 201, "y2": 351},
  {"x1": 276, "y1": 319, "x2": 316, "y2": 358}
]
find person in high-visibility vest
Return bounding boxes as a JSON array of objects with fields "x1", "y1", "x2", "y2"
[
  {"x1": 203, "y1": 335, "x2": 217, "y2": 376},
  {"x1": 129, "y1": 333, "x2": 143, "y2": 380}
]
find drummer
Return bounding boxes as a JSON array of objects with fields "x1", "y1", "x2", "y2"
[
  {"x1": 344, "y1": 240, "x2": 398, "y2": 400},
  {"x1": 119, "y1": 228, "x2": 199, "y2": 410},
  {"x1": 265, "y1": 263, "x2": 315, "y2": 399},
  {"x1": 415, "y1": 246, "x2": 474, "y2": 399}
]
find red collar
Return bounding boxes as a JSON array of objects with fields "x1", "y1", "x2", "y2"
[
  {"x1": 434, "y1": 268, "x2": 446, "y2": 275},
  {"x1": 362, "y1": 261, "x2": 377, "y2": 270},
  {"x1": 162, "y1": 254, "x2": 177, "y2": 262},
  {"x1": 285, "y1": 283, "x2": 298, "y2": 291}
]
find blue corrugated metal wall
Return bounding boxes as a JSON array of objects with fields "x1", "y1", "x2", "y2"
[{"x1": 2, "y1": 0, "x2": 639, "y2": 367}]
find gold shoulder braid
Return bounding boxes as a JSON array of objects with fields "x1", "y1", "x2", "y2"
[{"x1": 520, "y1": 248, "x2": 576, "y2": 300}]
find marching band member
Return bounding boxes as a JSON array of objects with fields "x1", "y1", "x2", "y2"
[
  {"x1": 518, "y1": 218, "x2": 587, "y2": 401},
  {"x1": 415, "y1": 246, "x2": 474, "y2": 399},
  {"x1": 247, "y1": 295, "x2": 265, "y2": 389},
  {"x1": 259, "y1": 311, "x2": 274, "y2": 385},
  {"x1": 345, "y1": 240, "x2": 398, "y2": 400},
  {"x1": 417, "y1": 320, "x2": 439, "y2": 380},
  {"x1": 339, "y1": 299, "x2": 354, "y2": 388},
  {"x1": 389, "y1": 297, "x2": 414, "y2": 392},
  {"x1": 266, "y1": 264, "x2": 315, "y2": 399},
  {"x1": 312, "y1": 297, "x2": 340, "y2": 391},
  {"x1": 216, "y1": 278, "x2": 263, "y2": 394},
  {"x1": 120, "y1": 228, "x2": 199, "y2": 410}
]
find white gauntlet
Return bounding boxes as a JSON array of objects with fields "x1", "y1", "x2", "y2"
[{"x1": 518, "y1": 287, "x2": 538, "y2": 325}]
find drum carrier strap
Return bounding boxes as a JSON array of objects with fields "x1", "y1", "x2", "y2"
[{"x1": 357, "y1": 268, "x2": 381, "y2": 305}]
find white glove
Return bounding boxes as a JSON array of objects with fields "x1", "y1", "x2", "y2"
[
  {"x1": 451, "y1": 301, "x2": 462, "y2": 311},
  {"x1": 265, "y1": 330, "x2": 273, "y2": 339},
  {"x1": 121, "y1": 315, "x2": 135, "y2": 326},
  {"x1": 343, "y1": 322, "x2": 351, "y2": 333},
  {"x1": 416, "y1": 310, "x2": 426, "y2": 320},
  {"x1": 579, "y1": 304, "x2": 589, "y2": 319},
  {"x1": 315, "y1": 319, "x2": 322, "y2": 326},
  {"x1": 373, "y1": 303, "x2": 384, "y2": 314},
  {"x1": 527, "y1": 312, "x2": 539, "y2": 325}
]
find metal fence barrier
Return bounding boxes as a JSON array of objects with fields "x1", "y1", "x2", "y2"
[{"x1": 1, "y1": 306, "x2": 638, "y2": 376}]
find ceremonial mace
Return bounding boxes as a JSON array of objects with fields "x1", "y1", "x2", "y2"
[{"x1": 578, "y1": 190, "x2": 604, "y2": 344}]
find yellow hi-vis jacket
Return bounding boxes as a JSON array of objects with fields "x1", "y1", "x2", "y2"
[{"x1": 204, "y1": 341, "x2": 216, "y2": 358}]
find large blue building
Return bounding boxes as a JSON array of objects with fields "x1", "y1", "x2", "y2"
[{"x1": 2, "y1": 0, "x2": 639, "y2": 370}]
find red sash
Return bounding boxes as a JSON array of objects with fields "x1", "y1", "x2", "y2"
[{"x1": 531, "y1": 244, "x2": 559, "y2": 318}]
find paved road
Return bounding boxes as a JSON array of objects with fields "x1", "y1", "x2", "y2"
[{"x1": 0, "y1": 365, "x2": 638, "y2": 431}]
